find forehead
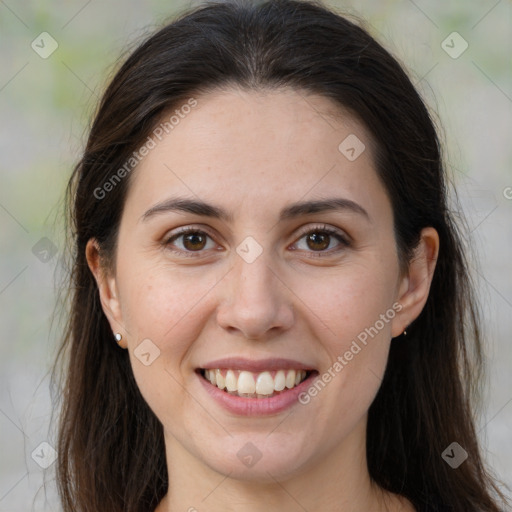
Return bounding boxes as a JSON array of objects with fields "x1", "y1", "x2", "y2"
[{"x1": 124, "y1": 87, "x2": 389, "y2": 225}]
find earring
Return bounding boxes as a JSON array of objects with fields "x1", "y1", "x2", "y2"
[
  {"x1": 114, "y1": 333, "x2": 125, "y2": 348},
  {"x1": 403, "y1": 326, "x2": 408, "y2": 336}
]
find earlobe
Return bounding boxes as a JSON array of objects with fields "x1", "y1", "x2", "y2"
[
  {"x1": 85, "y1": 239, "x2": 125, "y2": 338},
  {"x1": 391, "y1": 227, "x2": 440, "y2": 338}
]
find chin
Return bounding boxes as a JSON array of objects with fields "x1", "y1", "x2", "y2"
[{"x1": 199, "y1": 435, "x2": 311, "y2": 482}]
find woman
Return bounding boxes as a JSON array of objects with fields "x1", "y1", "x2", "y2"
[{"x1": 50, "y1": 0, "x2": 510, "y2": 510}]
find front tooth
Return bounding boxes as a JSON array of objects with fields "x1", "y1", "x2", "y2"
[
  {"x1": 274, "y1": 370, "x2": 286, "y2": 391},
  {"x1": 255, "y1": 371, "x2": 275, "y2": 395},
  {"x1": 285, "y1": 370, "x2": 296, "y2": 389},
  {"x1": 225, "y1": 370, "x2": 237, "y2": 392},
  {"x1": 238, "y1": 371, "x2": 256, "y2": 394},
  {"x1": 215, "y1": 369, "x2": 225, "y2": 390}
]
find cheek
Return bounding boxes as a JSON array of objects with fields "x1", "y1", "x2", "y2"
[
  {"x1": 301, "y1": 261, "x2": 397, "y2": 346},
  {"x1": 117, "y1": 262, "x2": 225, "y2": 356},
  {"x1": 291, "y1": 254, "x2": 397, "y2": 406},
  {"x1": 119, "y1": 266, "x2": 220, "y2": 422}
]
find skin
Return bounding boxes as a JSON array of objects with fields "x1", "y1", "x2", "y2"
[{"x1": 86, "y1": 87, "x2": 438, "y2": 512}]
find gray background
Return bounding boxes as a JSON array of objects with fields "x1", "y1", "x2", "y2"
[{"x1": 0, "y1": 0, "x2": 511, "y2": 510}]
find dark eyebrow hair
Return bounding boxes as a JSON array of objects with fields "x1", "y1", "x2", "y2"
[{"x1": 140, "y1": 196, "x2": 371, "y2": 223}]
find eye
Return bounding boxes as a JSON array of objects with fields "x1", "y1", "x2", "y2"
[
  {"x1": 163, "y1": 227, "x2": 218, "y2": 257},
  {"x1": 292, "y1": 224, "x2": 350, "y2": 256},
  {"x1": 163, "y1": 224, "x2": 350, "y2": 258}
]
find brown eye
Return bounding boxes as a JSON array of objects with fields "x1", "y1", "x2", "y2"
[
  {"x1": 305, "y1": 232, "x2": 331, "y2": 251},
  {"x1": 293, "y1": 225, "x2": 350, "y2": 255},
  {"x1": 164, "y1": 228, "x2": 217, "y2": 256},
  {"x1": 182, "y1": 232, "x2": 207, "y2": 251}
]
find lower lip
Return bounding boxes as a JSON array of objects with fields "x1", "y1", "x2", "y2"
[{"x1": 196, "y1": 370, "x2": 319, "y2": 416}]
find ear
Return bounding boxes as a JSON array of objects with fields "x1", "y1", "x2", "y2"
[
  {"x1": 391, "y1": 227, "x2": 440, "y2": 338},
  {"x1": 85, "y1": 238, "x2": 127, "y2": 348}
]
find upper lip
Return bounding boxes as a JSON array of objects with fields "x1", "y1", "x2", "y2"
[{"x1": 198, "y1": 357, "x2": 317, "y2": 373}]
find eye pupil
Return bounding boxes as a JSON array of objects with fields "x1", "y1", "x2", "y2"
[
  {"x1": 307, "y1": 232, "x2": 330, "y2": 251},
  {"x1": 183, "y1": 232, "x2": 206, "y2": 251}
]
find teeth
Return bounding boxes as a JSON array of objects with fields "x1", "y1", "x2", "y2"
[
  {"x1": 215, "y1": 369, "x2": 225, "y2": 390},
  {"x1": 255, "y1": 371, "x2": 274, "y2": 395},
  {"x1": 225, "y1": 370, "x2": 237, "y2": 392},
  {"x1": 274, "y1": 370, "x2": 286, "y2": 391},
  {"x1": 202, "y1": 368, "x2": 309, "y2": 398},
  {"x1": 238, "y1": 371, "x2": 256, "y2": 394},
  {"x1": 285, "y1": 370, "x2": 296, "y2": 389}
]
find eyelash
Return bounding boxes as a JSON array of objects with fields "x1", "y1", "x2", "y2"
[{"x1": 163, "y1": 224, "x2": 350, "y2": 259}]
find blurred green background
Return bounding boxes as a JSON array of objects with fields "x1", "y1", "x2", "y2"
[{"x1": 1, "y1": 0, "x2": 511, "y2": 509}]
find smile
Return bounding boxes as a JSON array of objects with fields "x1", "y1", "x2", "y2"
[
  {"x1": 196, "y1": 359, "x2": 320, "y2": 416},
  {"x1": 199, "y1": 368, "x2": 313, "y2": 398}
]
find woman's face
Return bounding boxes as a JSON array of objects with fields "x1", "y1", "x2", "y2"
[{"x1": 89, "y1": 88, "x2": 436, "y2": 483}]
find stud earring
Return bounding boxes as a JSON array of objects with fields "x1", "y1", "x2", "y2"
[{"x1": 114, "y1": 333, "x2": 125, "y2": 348}]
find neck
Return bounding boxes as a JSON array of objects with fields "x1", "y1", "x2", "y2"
[{"x1": 155, "y1": 417, "x2": 413, "y2": 512}]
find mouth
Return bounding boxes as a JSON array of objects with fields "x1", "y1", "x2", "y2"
[{"x1": 196, "y1": 368, "x2": 318, "y2": 399}]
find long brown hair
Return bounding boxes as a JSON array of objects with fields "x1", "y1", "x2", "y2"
[{"x1": 50, "y1": 1, "x2": 510, "y2": 510}]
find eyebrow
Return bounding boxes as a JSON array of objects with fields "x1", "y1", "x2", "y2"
[{"x1": 140, "y1": 196, "x2": 371, "y2": 223}]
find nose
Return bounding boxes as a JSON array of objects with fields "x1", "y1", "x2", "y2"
[{"x1": 216, "y1": 249, "x2": 295, "y2": 340}]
